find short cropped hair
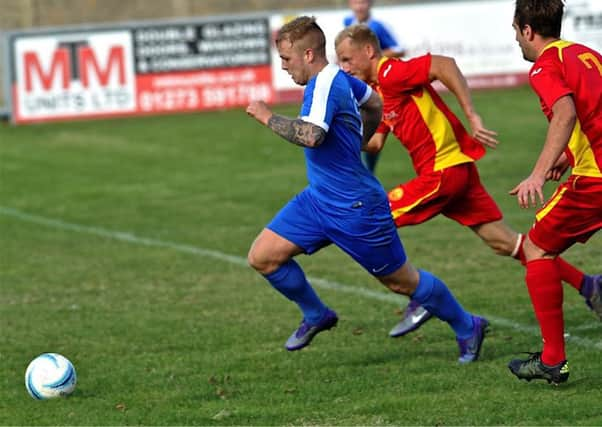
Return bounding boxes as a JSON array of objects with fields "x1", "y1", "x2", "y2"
[
  {"x1": 276, "y1": 16, "x2": 326, "y2": 56},
  {"x1": 514, "y1": 0, "x2": 564, "y2": 38},
  {"x1": 335, "y1": 24, "x2": 382, "y2": 54}
]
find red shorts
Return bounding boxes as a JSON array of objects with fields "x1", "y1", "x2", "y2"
[
  {"x1": 529, "y1": 175, "x2": 602, "y2": 253},
  {"x1": 388, "y1": 162, "x2": 502, "y2": 227}
]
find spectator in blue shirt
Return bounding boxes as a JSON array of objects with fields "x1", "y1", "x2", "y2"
[{"x1": 343, "y1": 0, "x2": 405, "y2": 58}]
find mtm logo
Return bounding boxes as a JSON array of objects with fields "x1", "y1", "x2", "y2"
[
  {"x1": 13, "y1": 31, "x2": 136, "y2": 120},
  {"x1": 23, "y1": 41, "x2": 126, "y2": 91}
]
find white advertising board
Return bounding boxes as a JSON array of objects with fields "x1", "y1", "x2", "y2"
[
  {"x1": 563, "y1": 0, "x2": 602, "y2": 53},
  {"x1": 8, "y1": 17, "x2": 274, "y2": 124},
  {"x1": 4, "y1": 0, "x2": 601, "y2": 123},
  {"x1": 271, "y1": 0, "x2": 602, "y2": 93},
  {"x1": 271, "y1": 0, "x2": 528, "y2": 93},
  {"x1": 13, "y1": 30, "x2": 137, "y2": 122}
]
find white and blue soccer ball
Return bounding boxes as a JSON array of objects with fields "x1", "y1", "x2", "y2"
[{"x1": 25, "y1": 353, "x2": 77, "y2": 399}]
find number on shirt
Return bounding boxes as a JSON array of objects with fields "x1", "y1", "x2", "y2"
[{"x1": 578, "y1": 52, "x2": 602, "y2": 75}]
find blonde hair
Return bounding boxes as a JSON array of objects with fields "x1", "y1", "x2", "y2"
[
  {"x1": 276, "y1": 16, "x2": 326, "y2": 56},
  {"x1": 335, "y1": 24, "x2": 382, "y2": 54}
]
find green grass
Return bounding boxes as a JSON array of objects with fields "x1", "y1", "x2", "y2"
[{"x1": 1, "y1": 85, "x2": 601, "y2": 425}]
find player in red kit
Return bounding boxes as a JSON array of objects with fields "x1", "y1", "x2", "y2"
[
  {"x1": 334, "y1": 25, "x2": 600, "y2": 340},
  {"x1": 507, "y1": 0, "x2": 602, "y2": 384}
]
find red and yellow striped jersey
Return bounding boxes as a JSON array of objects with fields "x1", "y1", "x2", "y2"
[
  {"x1": 373, "y1": 54, "x2": 484, "y2": 175},
  {"x1": 530, "y1": 40, "x2": 602, "y2": 178}
]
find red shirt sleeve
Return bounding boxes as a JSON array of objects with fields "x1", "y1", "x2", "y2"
[
  {"x1": 376, "y1": 120, "x2": 390, "y2": 135},
  {"x1": 378, "y1": 54, "x2": 431, "y2": 93}
]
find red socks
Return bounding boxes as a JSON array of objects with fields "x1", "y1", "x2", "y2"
[
  {"x1": 513, "y1": 234, "x2": 584, "y2": 291},
  {"x1": 525, "y1": 259, "x2": 566, "y2": 366},
  {"x1": 555, "y1": 257, "x2": 584, "y2": 291}
]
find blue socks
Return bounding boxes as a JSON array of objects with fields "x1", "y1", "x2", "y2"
[
  {"x1": 411, "y1": 269, "x2": 474, "y2": 339},
  {"x1": 265, "y1": 262, "x2": 474, "y2": 337},
  {"x1": 263, "y1": 259, "x2": 327, "y2": 324}
]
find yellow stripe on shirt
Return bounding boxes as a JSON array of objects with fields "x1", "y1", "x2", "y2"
[
  {"x1": 569, "y1": 118, "x2": 602, "y2": 177},
  {"x1": 411, "y1": 89, "x2": 473, "y2": 171}
]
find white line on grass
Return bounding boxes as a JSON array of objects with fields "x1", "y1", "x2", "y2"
[{"x1": 1, "y1": 206, "x2": 600, "y2": 350}]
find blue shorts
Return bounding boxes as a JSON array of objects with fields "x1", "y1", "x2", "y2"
[{"x1": 267, "y1": 189, "x2": 407, "y2": 276}]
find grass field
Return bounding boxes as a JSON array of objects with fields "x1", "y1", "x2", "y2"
[{"x1": 1, "y1": 85, "x2": 601, "y2": 426}]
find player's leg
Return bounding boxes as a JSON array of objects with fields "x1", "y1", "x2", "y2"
[
  {"x1": 390, "y1": 202, "x2": 509, "y2": 339},
  {"x1": 248, "y1": 228, "x2": 323, "y2": 318},
  {"x1": 332, "y1": 198, "x2": 489, "y2": 363},
  {"x1": 523, "y1": 239, "x2": 565, "y2": 368},
  {"x1": 378, "y1": 262, "x2": 489, "y2": 363},
  {"x1": 449, "y1": 164, "x2": 597, "y2": 310},
  {"x1": 387, "y1": 169, "x2": 461, "y2": 337},
  {"x1": 469, "y1": 220, "x2": 518, "y2": 256},
  {"x1": 471, "y1": 221, "x2": 596, "y2": 300},
  {"x1": 248, "y1": 193, "x2": 337, "y2": 351},
  {"x1": 508, "y1": 177, "x2": 602, "y2": 383},
  {"x1": 507, "y1": 236, "x2": 569, "y2": 384}
]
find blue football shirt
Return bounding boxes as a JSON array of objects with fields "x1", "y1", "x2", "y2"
[{"x1": 299, "y1": 64, "x2": 386, "y2": 209}]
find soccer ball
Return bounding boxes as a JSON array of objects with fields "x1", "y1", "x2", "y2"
[{"x1": 25, "y1": 353, "x2": 77, "y2": 399}]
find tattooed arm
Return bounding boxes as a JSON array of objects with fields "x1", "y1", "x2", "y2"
[
  {"x1": 246, "y1": 101, "x2": 326, "y2": 148},
  {"x1": 267, "y1": 115, "x2": 326, "y2": 148}
]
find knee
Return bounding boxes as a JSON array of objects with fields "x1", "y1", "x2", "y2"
[
  {"x1": 247, "y1": 246, "x2": 281, "y2": 275},
  {"x1": 385, "y1": 282, "x2": 415, "y2": 296},
  {"x1": 522, "y1": 237, "x2": 549, "y2": 261},
  {"x1": 247, "y1": 246, "x2": 266, "y2": 273},
  {"x1": 378, "y1": 263, "x2": 420, "y2": 295}
]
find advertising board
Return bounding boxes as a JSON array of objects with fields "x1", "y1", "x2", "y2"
[
  {"x1": 272, "y1": 0, "x2": 602, "y2": 95},
  {"x1": 4, "y1": 0, "x2": 601, "y2": 124},
  {"x1": 271, "y1": 0, "x2": 530, "y2": 95},
  {"x1": 8, "y1": 17, "x2": 273, "y2": 123}
]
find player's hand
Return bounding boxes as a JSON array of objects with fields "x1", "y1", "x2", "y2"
[
  {"x1": 545, "y1": 153, "x2": 570, "y2": 181},
  {"x1": 246, "y1": 101, "x2": 272, "y2": 125},
  {"x1": 509, "y1": 175, "x2": 546, "y2": 209},
  {"x1": 545, "y1": 164, "x2": 568, "y2": 181},
  {"x1": 468, "y1": 114, "x2": 499, "y2": 149}
]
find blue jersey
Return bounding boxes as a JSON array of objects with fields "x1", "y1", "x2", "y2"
[
  {"x1": 343, "y1": 16, "x2": 402, "y2": 53},
  {"x1": 299, "y1": 64, "x2": 386, "y2": 209}
]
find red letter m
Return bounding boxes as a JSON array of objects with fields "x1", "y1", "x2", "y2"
[
  {"x1": 24, "y1": 49, "x2": 70, "y2": 92},
  {"x1": 79, "y1": 46, "x2": 126, "y2": 87}
]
